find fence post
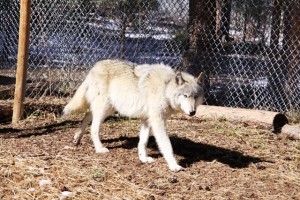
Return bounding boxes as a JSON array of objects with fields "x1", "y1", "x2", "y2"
[{"x1": 12, "y1": 0, "x2": 31, "y2": 124}]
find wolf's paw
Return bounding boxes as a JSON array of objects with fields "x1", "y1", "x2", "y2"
[
  {"x1": 169, "y1": 164, "x2": 183, "y2": 172},
  {"x1": 95, "y1": 147, "x2": 109, "y2": 154},
  {"x1": 73, "y1": 131, "x2": 83, "y2": 146},
  {"x1": 140, "y1": 156, "x2": 155, "y2": 163},
  {"x1": 73, "y1": 137, "x2": 81, "y2": 146}
]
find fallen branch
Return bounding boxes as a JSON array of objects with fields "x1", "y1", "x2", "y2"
[
  {"x1": 281, "y1": 125, "x2": 300, "y2": 140},
  {"x1": 196, "y1": 105, "x2": 300, "y2": 140}
]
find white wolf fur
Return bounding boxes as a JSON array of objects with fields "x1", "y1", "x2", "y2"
[{"x1": 63, "y1": 59, "x2": 205, "y2": 171}]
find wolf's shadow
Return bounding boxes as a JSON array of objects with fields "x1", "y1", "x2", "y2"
[{"x1": 108, "y1": 136, "x2": 266, "y2": 169}]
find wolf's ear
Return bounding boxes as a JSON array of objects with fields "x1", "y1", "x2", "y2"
[
  {"x1": 196, "y1": 72, "x2": 205, "y2": 85},
  {"x1": 175, "y1": 72, "x2": 185, "y2": 85}
]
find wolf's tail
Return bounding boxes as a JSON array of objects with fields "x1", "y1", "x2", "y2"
[{"x1": 62, "y1": 80, "x2": 89, "y2": 116}]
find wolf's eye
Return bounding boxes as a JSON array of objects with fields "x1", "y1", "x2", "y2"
[{"x1": 183, "y1": 94, "x2": 188, "y2": 98}]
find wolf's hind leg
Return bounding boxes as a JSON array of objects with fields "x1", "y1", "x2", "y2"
[
  {"x1": 138, "y1": 120, "x2": 154, "y2": 163},
  {"x1": 90, "y1": 98, "x2": 114, "y2": 153},
  {"x1": 73, "y1": 112, "x2": 92, "y2": 145}
]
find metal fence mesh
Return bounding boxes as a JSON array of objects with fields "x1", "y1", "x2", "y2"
[{"x1": 0, "y1": 0, "x2": 299, "y2": 112}]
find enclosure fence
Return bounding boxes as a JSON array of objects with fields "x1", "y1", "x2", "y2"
[{"x1": 0, "y1": 0, "x2": 299, "y2": 112}]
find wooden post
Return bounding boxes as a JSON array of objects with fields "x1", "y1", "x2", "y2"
[{"x1": 12, "y1": 0, "x2": 31, "y2": 124}]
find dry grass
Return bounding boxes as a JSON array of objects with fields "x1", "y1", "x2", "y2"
[
  {"x1": 1, "y1": 102, "x2": 300, "y2": 199},
  {"x1": 285, "y1": 109, "x2": 300, "y2": 124}
]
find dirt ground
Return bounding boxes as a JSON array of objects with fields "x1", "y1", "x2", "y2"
[{"x1": 0, "y1": 103, "x2": 300, "y2": 200}]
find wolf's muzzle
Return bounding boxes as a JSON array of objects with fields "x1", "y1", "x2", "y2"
[{"x1": 189, "y1": 111, "x2": 196, "y2": 116}]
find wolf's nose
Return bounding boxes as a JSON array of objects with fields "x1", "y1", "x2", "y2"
[{"x1": 189, "y1": 111, "x2": 196, "y2": 116}]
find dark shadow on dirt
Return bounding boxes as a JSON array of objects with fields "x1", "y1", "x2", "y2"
[
  {"x1": 170, "y1": 136, "x2": 266, "y2": 169},
  {"x1": 0, "y1": 120, "x2": 80, "y2": 138},
  {"x1": 0, "y1": 75, "x2": 16, "y2": 85},
  {"x1": 0, "y1": 116, "x2": 132, "y2": 138},
  {"x1": 0, "y1": 75, "x2": 32, "y2": 85},
  {"x1": 106, "y1": 136, "x2": 267, "y2": 169}
]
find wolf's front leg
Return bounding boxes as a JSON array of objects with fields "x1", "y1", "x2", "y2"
[
  {"x1": 138, "y1": 120, "x2": 154, "y2": 163},
  {"x1": 150, "y1": 117, "x2": 183, "y2": 172}
]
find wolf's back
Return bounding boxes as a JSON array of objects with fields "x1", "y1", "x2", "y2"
[{"x1": 62, "y1": 80, "x2": 89, "y2": 116}]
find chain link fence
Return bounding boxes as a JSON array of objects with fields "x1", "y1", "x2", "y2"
[{"x1": 0, "y1": 0, "x2": 299, "y2": 112}]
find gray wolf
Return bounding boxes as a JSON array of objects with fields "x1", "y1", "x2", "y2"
[{"x1": 63, "y1": 59, "x2": 204, "y2": 171}]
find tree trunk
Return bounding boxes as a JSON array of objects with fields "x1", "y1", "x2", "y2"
[
  {"x1": 120, "y1": 17, "x2": 127, "y2": 60},
  {"x1": 242, "y1": 0, "x2": 248, "y2": 42},
  {"x1": 282, "y1": 0, "x2": 300, "y2": 110},
  {"x1": 216, "y1": 0, "x2": 222, "y2": 38},
  {"x1": 268, "y1": 0, "x2": 285, "y2": 111},
  {"x1": 216, "y1": 0, "x2": 232, "y2": 41},
  {"x1": 183, "y1": 0, "x2": 216, "y2": 93},
  {"x1": 270, "y1": 0, "x2": 282, "y2": 50}
]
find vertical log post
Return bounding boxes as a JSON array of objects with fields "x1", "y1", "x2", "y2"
[{"x1": 12, "y1": 0, "x2": 31, "y2": 124}]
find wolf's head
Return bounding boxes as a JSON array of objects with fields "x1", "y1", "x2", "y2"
[{"x1": 168, "y1": 71, "x2": 205, "y2": 116}]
